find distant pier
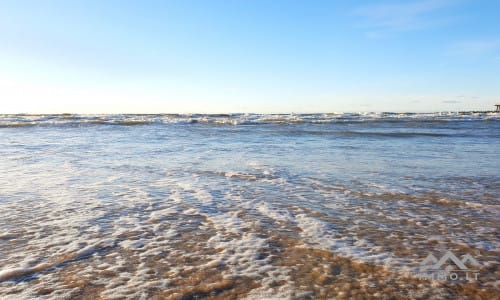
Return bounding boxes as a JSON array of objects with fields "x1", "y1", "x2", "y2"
[{"x1": 496, "y1": 104, "x2": 500, "y2": 112}]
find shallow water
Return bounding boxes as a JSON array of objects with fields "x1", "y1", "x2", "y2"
[{"x1": 0, "y1": 113, "x2": 499, "y2": 299}]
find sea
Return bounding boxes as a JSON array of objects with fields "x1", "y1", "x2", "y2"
[{"x1": 0, "y1": 112, "x2": 499, "y2": 299}]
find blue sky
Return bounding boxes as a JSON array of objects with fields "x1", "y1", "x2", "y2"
[{"x1": 0, "y1": 0, "x2": 499, "y2": 113}]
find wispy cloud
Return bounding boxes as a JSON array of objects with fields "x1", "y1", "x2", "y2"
[
  {"x1": 448, "y1": 39, "x2": 499, "y2": 57},
  {"x1": 354, "y1": 0, "x2": 457, "y2": 38}
]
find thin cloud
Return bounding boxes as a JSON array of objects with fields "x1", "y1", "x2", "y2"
[
  {"x1": 448, "y1": 39, "x2": 499, "y2": 56},
  {"x1": 354, "y1": 0, "x2": 457, "y2": 37}
]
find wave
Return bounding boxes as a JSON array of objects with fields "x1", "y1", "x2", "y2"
[
  {"x1": 273, "y1": 129, "x2": 456, "y2": 138},
  {"x1": 0, "y1": 112, "x2": 498, "y2": 128},
  {"x1": 89, "y1": 120, "x2": 152, "y2": 126}
]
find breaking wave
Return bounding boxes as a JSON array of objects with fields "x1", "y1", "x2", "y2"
[{"x1": 0, "y1": 112, "x2": 498, "y2": 128}]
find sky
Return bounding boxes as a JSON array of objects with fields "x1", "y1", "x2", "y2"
[{"x1": 0, "y1": 0, "x2": 499, "y2": 113}]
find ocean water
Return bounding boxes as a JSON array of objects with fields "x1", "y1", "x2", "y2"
[{"x1": 0, "y1": 112, "x2": 499, "y2": 299}]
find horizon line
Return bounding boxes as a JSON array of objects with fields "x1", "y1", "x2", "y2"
[{"x1": 1, "y1": 110, "x2": 498, "y2": 115}]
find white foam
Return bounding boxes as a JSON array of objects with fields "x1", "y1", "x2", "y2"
[
  {"x1": 294, "y1": 213, "x2": 398, "y2": 266},
  {"x1": 255, "y1": 201, "x2": 294, "y2": 223}
]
